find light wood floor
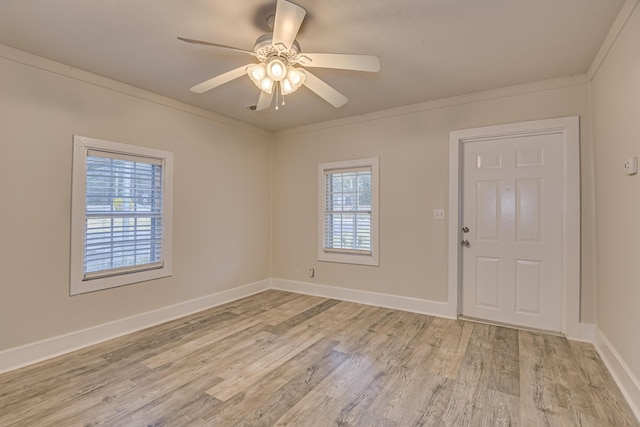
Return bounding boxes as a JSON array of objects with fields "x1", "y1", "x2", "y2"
[{"x1": 0, "y1": 290, "x2": 637, "y2": 426}]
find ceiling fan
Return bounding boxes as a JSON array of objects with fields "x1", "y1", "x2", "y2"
[{"x1": 178, "y1": 0, "x2": 381, "y2": 111}]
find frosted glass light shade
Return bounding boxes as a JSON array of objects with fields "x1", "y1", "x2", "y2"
[
  {"x1": 247, "y1": 64, "x2": 274, "y2": 94},
  {"x1": 247, "y1": 62, "x2": 305, "y2": 97},
  {"x1": 281, "y1": 67, "x2": 305, "y2": 95},
  {"x1": 266, "y1": 58, "x2": 286, "y2": 81}
]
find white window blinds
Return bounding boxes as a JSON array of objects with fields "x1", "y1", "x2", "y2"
[
  {"x1": 84, "y1": 150, "x2": 164, "y2": 279},
  {"x1": 323, "y1": 167, "x2": 372, "y2": 254}
]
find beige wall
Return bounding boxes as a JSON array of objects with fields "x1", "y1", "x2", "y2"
[
  {"x1": 591, "y1": 4, "x2": 640, "y2": 378},
  {"x1": 0, "y1": 51, "x2": 272, "y2": 351},
  {"x1": 272, "y1": 82, "x2": 596, "y2": 321},
  {"x1": 0, "y1": 45, "x2": 603, "y2": 355}
]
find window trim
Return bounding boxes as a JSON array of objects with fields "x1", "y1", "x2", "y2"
[
  {"x1": 70, "y1": 135, "x2": 173, "y2": 295},
  {"x1": 317, "y1": 157, "x2": 379, "y2": 266}
]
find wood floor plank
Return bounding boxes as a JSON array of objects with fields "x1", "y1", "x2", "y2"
[
  {"x1": 203, "y1": 338, "x2": 343, "y2": 425},
  {"x1": 0, "y1": 290, "x2": 637, "y2": 427},
  {"x1": 274, "y1": 391, "x2": 337, "y2": 426},
  {"x1": 99, "y1": 311, "x2": 241, "y2": 364},
  {"x1": 367, "y1": 314, "x2": 435, "y2": 421},
  {"x1": 569, "y1": 340, "x2": 640, "y2": 427},
  {"x1": 141, "y1": 392, "x2": 223, "y2": 427},
  {"x1": 488, "y1": 326, "x2": 520, "y2": 397},
  {"x1": 329, "y1": 314, "x2": 437, "y2": 426},
  {"x1": 135, "y1": 326, "x2": 274, "y2": 386},
  {"x1": 107, "y1": 372, "x2": 222, "y2": 427},
  {"x1": 204, "y1": 308, "x2": 338, "y2": 392},
  {"x1": 257, "y1": 294, "x2": 331, "y2": 326},
  {"x1": 331, "y1": 305, "x2": 396, "y2": 353},
  {"x1": 275, "y1": 300, "x2": 370, "y2": 344},
  {"x1": 206, "y1": 333, "x2": 326, "y2": 401},
  {"x1": 519, "y1": 330, "x2": 579, "y2": 426},
  {"x1": 0, "y1": 357, "x2": 149, "y2": 426},
  {"x1": 233, "y1": 348, "x2": 349, "y2": 426},
  {"x1": 265, "y1": 299, "x2": 342, "y2": 335},
  {"x1": 274, "y1": 318, "x2": 410, "y2": 424},
  {"x1": 440, "y1": 323, "x2": 500, "y2": 426},
  {"x1": 314, "y1": 335, "x2": 390, "y2": 400},
  {"x1": 140, "y1": 315, "x2": 262, "y2": 369},
  {"x1": 391, "y1": 373, "x2": 456, "y2": 426},
  {"x1": 223, "y1": 290, "x2": 303, "y2": 316},
  {"x1": 0, "y1": 355, "x2": 109, "y2": 409},
  {"x1": 0, "y1": 366, "x2": 140, "y2": 427},
  {"x1": 542, "y1": 334, "x2": 601, "y2": 425},
  {"x1": 425, "y1": 317, "x2": 475, "y2": 379}
]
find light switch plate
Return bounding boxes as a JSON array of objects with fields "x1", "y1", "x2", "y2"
[
  {"x1": 433, "y1": 208, "x2": 446, "y2": 220},
  {"x1": 624, "y1": 157, "x2": 638, "y2": 175}
]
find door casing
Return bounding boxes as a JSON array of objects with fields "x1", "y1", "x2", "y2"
[{"x1": 448, "y1": 116, "x2": 581, "y2": 337}]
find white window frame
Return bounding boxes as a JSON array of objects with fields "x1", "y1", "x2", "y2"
[
  {"x1": 318, "y1": 157, "x2": 379, "y2": 266},
  {"x1": 70, "y1": 135, "x2": 173, "y2": 295}
]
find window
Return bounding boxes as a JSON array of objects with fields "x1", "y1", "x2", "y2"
[
  {"x1": 70, "y1": 135, "x2": 173, "y2": 295},
  {"x1": 318, "y1": 158, "x2": 379, "y2": 266}
]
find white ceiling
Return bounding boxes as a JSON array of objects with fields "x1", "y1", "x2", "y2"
[{"x1": 0, "y1": 0, "x2": 625, "y2": 132}]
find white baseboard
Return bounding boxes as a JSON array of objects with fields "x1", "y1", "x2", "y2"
[
  {"x1": 271, "y1": 278, "x2": 456, "y2": 319},
  {"x1": 0, "y1": 279, "x2": 270, "y2": 374},
  {"x1": 593, "y1": 327, "x2": 640, "y2": 422}
]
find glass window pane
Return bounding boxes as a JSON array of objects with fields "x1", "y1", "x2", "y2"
[
  {"x1": 84, "y1": 154, "x2": 163, "y2": 275},
  {"x1": 324, "y1": 165, "x2": 373, "y2": 252}
]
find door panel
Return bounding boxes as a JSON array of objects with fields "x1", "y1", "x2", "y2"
[
  {"x1": 475, "y1": 257, "x2": 500, "y2": 309},
  {"x1": 515, "y1": 259, "x2": 542, "y2": 314},
  {"x1": 516, "y1": 147, "x2": 543, "y2": 167},
  {"x1": 477, "y1": 151, "x2": 502, "y2": 169},
  {"x1": 515, "y1": 179, "x2": 542, "y2": 242},
  {"x1": 476, "y1": 181, "x2": 500, "y2": 240},
  {"x1": 462, "y1": 132, "x2": 563, "y2": 331}
]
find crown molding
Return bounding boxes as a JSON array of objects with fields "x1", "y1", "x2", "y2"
[
  {"x1": 588, "y1": 0, "x2": 640, "y2": 81},
  {"x1": 0, "y1": 43, "x2": 270, "y2": 137},
  {"x1": 274, "y1": 74, "x2": 589, "y2": 137}
]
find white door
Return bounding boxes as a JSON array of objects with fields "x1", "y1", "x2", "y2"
[{"x1": 461, "y1": 131, "x2": 563, "y2": 331}]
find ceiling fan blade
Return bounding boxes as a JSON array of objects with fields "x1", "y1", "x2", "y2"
[
  {"x1": 297, "y1": 53, "x2": 381, "y2": 72},
  {"x1": 190, "y1": 65, "x2": 250, "y2": 93},
  {"x1": 272, "y1": 0, "x2": 306, "y2": 50},
  {"x1": 178, "y1": 37, "x2": 257, "y2": 57},
  {"x1": 302, "y1": 70, "x2": 348, "y2": 108},
  {"x1": 256, "y1": 90, "x2": 274, "y2": 111}
]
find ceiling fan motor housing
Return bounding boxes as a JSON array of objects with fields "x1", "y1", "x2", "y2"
[{"x1": 254, "y1": 33, "x2": 300, "y2": 63}]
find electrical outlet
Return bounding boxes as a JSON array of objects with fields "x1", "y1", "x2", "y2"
[
  {"x1": 433, "y1": 208, "x2": 446, "y2": 220},
  {"x1": 309, "y1": 268, "x2": 315, "y2": 278},
  {"x1": 624, "y1": 157, "x2": 638, "y2": 175}
]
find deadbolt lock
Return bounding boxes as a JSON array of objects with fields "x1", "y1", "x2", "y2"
[{"x1": 462, "y1": 226, "x2": 469, "y2": 233}]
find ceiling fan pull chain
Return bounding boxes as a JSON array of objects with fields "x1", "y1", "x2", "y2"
[{"x1": 280, "y1": 81, "x2": 286, "y2": 108}]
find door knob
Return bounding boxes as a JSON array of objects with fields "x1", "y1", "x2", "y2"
[{"x1": 461, "y1": 240, "x2": 470, "y2": 247}]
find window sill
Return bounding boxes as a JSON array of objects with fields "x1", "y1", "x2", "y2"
[{"x1": 318, "y1": 251, "x2": 379, "y2": 266}]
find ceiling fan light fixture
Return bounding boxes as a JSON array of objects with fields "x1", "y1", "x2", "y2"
[
  {"x1": 249, "y1": 64, "x2": 266, "y2": 81},
  {"x1": 260, "y1": 77, "x2": 274, "y2": 93},
  {"x1": 247, "y1": 63, "x2": 274, "y2": 94},
  {"x1": 180, "y1": 0, "x2": 381, "y2": 110},
  {"x1": 281, "y1": 66, "x2": 305, "y2": 95},
  {"x1": 266, "y1": 57, "x2": 287, "y2": 81}
]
